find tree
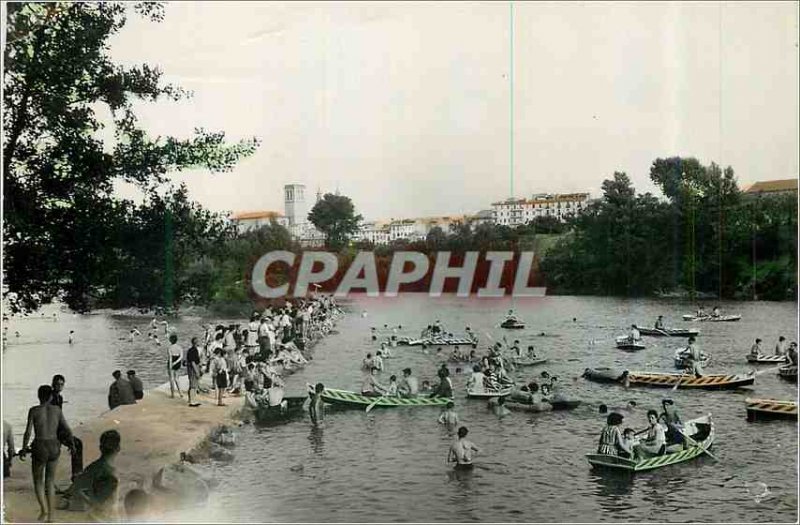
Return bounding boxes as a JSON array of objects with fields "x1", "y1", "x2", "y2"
[
  {"x1": 3, "y1": 2, "x2": 259, "y2": 312},
  {"x1": 307, "y1": 193, "x2": 363, "y2": 250}
]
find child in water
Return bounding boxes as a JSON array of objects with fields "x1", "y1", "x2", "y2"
[{"x1": 438, "y1": 401, "x2": 459, "y2": 426}]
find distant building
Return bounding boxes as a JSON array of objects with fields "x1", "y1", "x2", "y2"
[
  {"x1": 491, "y1": 192, "x2": 590, "y2": 226},
  {"x1": 744, "y1": 179, "x2": 798, "y2": 196},
  {"x1": 353, "y1": 221, "x2": 391, "y2": 245},
  {"x1": 284, "y1": 183, "x2": 326, "y2": 246},
  {"x1": 468, "y1": 210, "x2": 495, "y2": 228},
  {"x1": 229, "y1": 210, "x2": 288, "y2": 234}
]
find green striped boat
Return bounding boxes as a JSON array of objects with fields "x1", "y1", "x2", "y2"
[
  {"x1": 586, "y1": 414, "x2": 714, "y2": 472},
  {"x1": 320, "y1": 388, "x2": 451, "y2": 409}
]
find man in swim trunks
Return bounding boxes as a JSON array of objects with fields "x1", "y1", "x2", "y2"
[
  {"x1": 447, "y1": 426, "x2": 480, "y2": 469},
  {"x1": 20, "y1": 384, "x2": 73, "y2": 521}
]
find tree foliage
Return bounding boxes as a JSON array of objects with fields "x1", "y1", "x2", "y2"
[
  {"x1": 307, "y1": 193, "x2": 363, "y2": 250},
  {"x1": 3, "y1": 2, "x2": 259, "y2": 312}
]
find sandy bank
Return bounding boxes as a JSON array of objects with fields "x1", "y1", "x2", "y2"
[{"x1": 3, "y1": 376, "x2": 243, "y2": 523}]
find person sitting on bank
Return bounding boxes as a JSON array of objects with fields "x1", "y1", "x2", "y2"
[
  {"x1": 126, "y1": 371, "x2": 144, "y2": 400},
  {"x1": 61, "y1": 430, "x2": 121, "y2": 522},
  {"x1": 361, "y1": 367, "x2": 387, "y2": 397},
  {"x1": 633, "y1": 410, "x2": 667, "y2": 460},
  {"x1": 107, "y1": 370, "x2": 136, "y2": 411}
]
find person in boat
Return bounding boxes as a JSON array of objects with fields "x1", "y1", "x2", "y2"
[
  {"x1": 787, "y1": 342, "x2": 798, "y2": 366},
  {"x1": 597, "y1": 412, "x2": 624, "y2": 456},
  {"x1": 654, "y1": 316, "x2": 666, "y2": 330},
  {"x1": 618, "y1": 428, "x2": 636, "y2": 459},
  {"x1": 361, "y1": 367, "x2": 387, "y2": 397},
  {"x1": 633, "y1": 410, "x2": 667, "y2": 460},
  {"x1": 711, "y1": 306, "x2": 720, "y2": 317},
  {"x1": 684, "y1": 337, "x2": 704, "y2": 377},
  {"x1": 749, "y1": 338, "x2": 763, "y2": 358},
  {"x1": 774, "y1": 336, "x2": 787, "y2": 357},
  {"x1": 420, "y1": 380, "x2": 432, "y2": 394},
  {"x1": 431, "y1": 368, "x2": 454, "y2": 398},
  {"x1": 263, "y1": 376, "x2": 286, "y2": 410},
  {"x1": 398, "y1": 368, "x2": 419, "y2": 398},
  {"x1": 468, "y1": 349, "x2": 478, "y2": 362},
  {"x1": 385, "y1": 375, "x2": 399, "y2": 397},
  {"x1": 525, "y1": 345, "x2": 537, "y2": 360},
  {"x1": 438, "y1": 401, "x2": 459, "y2": 427},
  {"x1": 380, "y1": 342, "x2": 392, "y2": 358},
  {"x1": 628, "y1": 324, "x2": 641, "y2": 343},
  {"x1": 468, "y1": 365, "x2": 487, "y2": 394},
  {"x1": 659, "y1": 399, "x2": 683, "y2": 446},
  {"x1": 510, "y1": 340, "x2": 522, "y2": 357},
  {"x1": 696, "y1": 306, "x2": 707, "y2": 317},
  {"x1": 505, "y1": 309, "x2": 518, "y2": 322}
]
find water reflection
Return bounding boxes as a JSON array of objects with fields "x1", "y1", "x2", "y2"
[{"x1": 308, "y1": 424, "x2": 324, "y2": 455}]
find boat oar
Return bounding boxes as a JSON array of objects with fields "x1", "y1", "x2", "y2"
[
  {"x1": 678, "y1": 428, "x2": 718, "y2": 462},
  {"x1": 671, "y1": 372, "x2": 689, "y2": 391},
  {"x1": 752, "y1": 365, "x2": 786, "y2": 377},
  {"x1": 365, "y1": 395, "x2": 386, "y2": 413},
  {"x1": 656, "y1": 328, "x2": 670, "y2": 337}
]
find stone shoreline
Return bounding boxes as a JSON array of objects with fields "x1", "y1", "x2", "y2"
[{"x1": 2, "y1": 375, "x2": 244, "y2": 523}]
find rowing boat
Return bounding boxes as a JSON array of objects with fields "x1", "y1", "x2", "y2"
[
  {"x1": 581, "y1": 367, "x2": 625, "y2": 383},
  {"x1": 627, "y1": 371, "x2": 754, "y2": 390},
  {"x1": 746, "y1": 354, "x2": 787, "y2": 364},
  {"x1": 500, "y1": 319, "x2": 525, "y2": 329},
  {"x1": 320, "y1": 388, "x2": 451, "y2": 408},
  {"x1": 777, "y1": 365, "x2": 797, "y2": 382},
  {"x1": 745, "y1": 398, "x2": 798, "y2": 422},
  {"x1": 465, "y1": 388, "x2": 511, "y2": 399},
  {"x1": 616, "y1": 337, "x2": 645, "y2": 351},
  {"x1": 586, "y1": 414, "x2": 714, "y2": 472},
  {"x1": 682, "y1": 314, "x2": 741, "y2": 322},
  {"x1": 510, "y1": 357, "x2": 548, "y2": 367},
  {"x1": 254, "y1": 396, "x2": 307, "y2": 423},
  {"x1": 674, "y1": 349, "x2": 710, "y2": 369},
  {"x1": 404, "y1": 336, "x2": 478, "y2": 347},
  {"x1": 637, "y1": 327, "x2": 700, "y2": 337}
]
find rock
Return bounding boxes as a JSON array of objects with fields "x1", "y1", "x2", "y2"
[
  {"x1": 209, "y1": 443, "x2": 235, "y2": 462},
  {"x1": 209, "y1": 425, "x2": 236, "y2": 448},
  {"x1": 152, "y1": 463, "x2": 210, "y2": 504}
]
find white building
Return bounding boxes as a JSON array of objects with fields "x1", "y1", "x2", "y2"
[
  {"x1": 229, "y1": 210, "x2": 288, "y2": 234},
  {"x1": 284, "y1": 183, "x2": 327, "y2": 246},
  {"x1": 491, "y1": 192, "x2": 589, "y2": 226}
]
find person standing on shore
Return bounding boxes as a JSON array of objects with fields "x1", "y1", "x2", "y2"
[
  {"x1": 210, "y1": 348, "x2": 229, "y2": 407},
  {"x1": 186, "y1": 337, "x2": 202, "y2": 407},
  {"x1": 3, "y1": 420, "x2": 15, "y2": 478},
  {"x1": 126, "y1": 371, "x2": 144, "y2": 400},
  {"x1": 20, "y1": 385, "x2": 73, "y2": 522},
  {"x1": 108, "y1": 371, "x2": 136, "y2": 410},
  {"x1": 166, "y1": 334, "x2": 184, "y2": 399},
  {"x1": 51, "y1": 375, "x2": 83, "y2": 481}
]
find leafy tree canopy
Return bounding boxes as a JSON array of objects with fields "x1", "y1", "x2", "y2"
[
  {"x1": 3, "y1": 2, "x2": 259, "y2": 312},
  {"x1": 307, "y1": 193, "x2": 363, "y2": 250}
]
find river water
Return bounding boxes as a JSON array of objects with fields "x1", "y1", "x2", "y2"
[{"x1": 2, "y1": 296, "x2": 798, "y2": 522}]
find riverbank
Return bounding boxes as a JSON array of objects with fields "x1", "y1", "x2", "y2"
[{"x1": 3, "y1": 376, "x2": 243, "y2": 523}]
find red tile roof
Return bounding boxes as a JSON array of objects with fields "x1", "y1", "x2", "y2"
[{"x1": 744, "y1": 179, "x2": 798, "y2": 194}]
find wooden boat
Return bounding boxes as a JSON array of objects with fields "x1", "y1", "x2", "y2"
[
  {"x1": 586, "y1": 414, "x2": 714, "y2": 472},
  {"x1": 682, "y1": 314, "x2": 741, "y2": 322},
  {"x1": 405, "y1": 336, "x2": 478, "y2": 347},
  {"x1": 254, "y1": 395, "x2": 307, "y2": 423},
  {"x1": 510, "y1": 357, "x2": 548, "y2": 367},
  {"x1": 673, "y1": 349, "x2": 710, "y2": 369},
  {"x1": 320, "y1": 388, "x2": 451, "y2": 408},
  {"x1": 465, "y1": 388, "x2": 511, "y2": 399},
  {"x1": 746, "y1": 354, "x2": 786, "y2": 364},
  {"x1": 582, "y1": 367, "x2": 626, "y2": 384},
  {"x1": 745, "y1": 398, "x2": 798, "y2": 422},
  {"x1": 778, "y1": 365, "x2": 797, "y2": 382},
  {"x1": 627, "y1": 371, "x2": 754, "y2": 390},
  {"x1": 638, "y1": 327, "x2": 700, "y2": 337},
  {"x1": 616, "y1": 336, "x2": 645, "y2": 351},
  {"x1": 500, "y1": 318, "x2": 525, "y2": 329}
]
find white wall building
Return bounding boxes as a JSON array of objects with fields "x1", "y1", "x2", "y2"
[
  {"x1": 491, "y1": 192, "x2": 589, "y2": 226},
  {"x1": 229, "y1": 210, "x2": 288, "y2": 234}
]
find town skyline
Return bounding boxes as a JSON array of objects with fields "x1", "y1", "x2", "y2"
[{"x1": 108, "y1": 2, "x2": 798, "y2": 219}]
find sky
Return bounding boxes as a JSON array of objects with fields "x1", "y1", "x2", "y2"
[{"x1": 108, "y1": 1, "x2": 799, "y2": 220}]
